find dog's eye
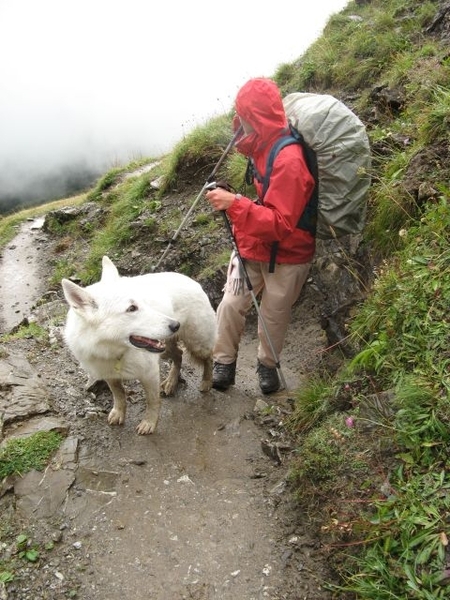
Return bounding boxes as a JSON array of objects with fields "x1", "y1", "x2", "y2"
[{"x1": 126, "y1": 304, "x2": 138, "y2": 313}]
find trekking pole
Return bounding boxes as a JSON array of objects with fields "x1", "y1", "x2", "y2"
[
  {"x1": 153, "y1": 125, "x2": 244, "y2": 271},
  {"x1": 205, "y1": 182, "x2": 288, "y2": 391}
]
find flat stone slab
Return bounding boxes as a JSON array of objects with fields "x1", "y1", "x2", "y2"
[
  {"x1": 7, "y1": 436, "x2": 79, "y2": 518},
  {"x1": 0, "y1": 352, "x2": 51, "y2": 424},
  {"x1": 14, "y1": 467, "x2": 76, "y2": 519},
  {"x1": 0, "y1": 415, "x2": 69, "y2": 448}
]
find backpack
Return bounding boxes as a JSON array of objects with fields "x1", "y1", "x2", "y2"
[{"x1": 247, "y1": 92, "x2": 371, "y2": 241}]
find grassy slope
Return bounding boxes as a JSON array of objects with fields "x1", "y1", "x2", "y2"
[{"x1": 277, "y1": 1, "x2": 450, "y2": 597}]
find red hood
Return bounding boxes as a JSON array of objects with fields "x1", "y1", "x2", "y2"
[{"x1": 234, "y1": 78, "x2": 288, "y2": 155}]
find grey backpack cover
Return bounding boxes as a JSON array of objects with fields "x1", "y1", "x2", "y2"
[{"x1": 283, "y1": 92, "x2": 371, "y2": 239}]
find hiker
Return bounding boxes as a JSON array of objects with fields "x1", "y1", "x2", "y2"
[{"x1": 205, "y1": 77, "x2": 316, "y2": 394}]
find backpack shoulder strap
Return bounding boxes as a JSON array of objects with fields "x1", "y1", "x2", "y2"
[
  {"x1": 262, "y1": 126, "x2": 319, "y2": 236},
  {"x1": 289, "y1": 125, "x2": 319, "y2": 238},
  {"x1": 261, "y1": 133, "x2": 299, "y2": 199}
]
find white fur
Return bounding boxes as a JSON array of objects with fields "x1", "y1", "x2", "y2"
[{"x1": 62, "y1": 256, "x2": 217, "y2": 434}]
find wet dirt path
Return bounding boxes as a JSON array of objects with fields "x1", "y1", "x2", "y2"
[
  {"x1": 0, "y1": 220, "x2": 331, "y2": 600},
  {"x1": 0, "y1": 217, "x2": 48, "y2": 332},
  {"x1": 67, "y1": 387, "x2": 306, "y2": 600}
]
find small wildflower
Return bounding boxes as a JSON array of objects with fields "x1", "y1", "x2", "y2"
[
  {"x1": 345, "y1": 416, "x2": 354, "y2": 428},
  {"x1": 330, "y1": 427, "x2": 344, "y2": 441}
]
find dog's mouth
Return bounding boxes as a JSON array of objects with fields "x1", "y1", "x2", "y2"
[{"x1": 129, "y1": 335, "x2": 165, "y2": 353}]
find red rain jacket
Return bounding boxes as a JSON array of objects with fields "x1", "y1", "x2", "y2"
[{"x1": 227, "y1": 78, "x2": 316, "y2": 265}]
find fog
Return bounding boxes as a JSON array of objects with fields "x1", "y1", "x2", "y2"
[{"x1": 0, "y1": 0, "x2": 348, "y2": 213}]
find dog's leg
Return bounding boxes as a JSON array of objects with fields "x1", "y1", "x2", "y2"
[
  {"x1": 183, "y1": 340, "x2": 214, "y2": 393},
  {"x1": 106, "y1": 379, "x2": 127, "y2": 426},
  {"x1": 200, "y1": 356, "x2": 213, "y2": 392},
  {"x1": 138, "y1": 376, "x2": 162, "y2": 435},
  {"x1": 160, "y1": 337, "x2": 183, "y2": 396}
]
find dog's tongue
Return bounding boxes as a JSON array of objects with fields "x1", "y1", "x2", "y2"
[{"x1": 129, "y1": 335, "x2": 165, "y2": 353}]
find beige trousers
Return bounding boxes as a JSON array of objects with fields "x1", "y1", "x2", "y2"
[{"x1": 214, "y1": 257, "x2": 311, "y2": 368}]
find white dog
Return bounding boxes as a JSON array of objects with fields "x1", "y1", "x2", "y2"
[{"x1": 61, "y1": 256, "x2": 217, "y2": 434}]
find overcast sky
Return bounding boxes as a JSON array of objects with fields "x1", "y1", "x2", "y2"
[{"x1": 0, "y1": 0, "x2": 349, "y2": 207}]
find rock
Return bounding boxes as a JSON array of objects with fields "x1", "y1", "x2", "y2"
[
  {"x1": 0, "y1": 416, "x2": 69, "y2": 449},
  {"x1": 254, "y1": 398, "x2": 269, "y2": 414},
  {"x1": 1, "y1": 434, "x2": 79, "y2": 517},
  {"x1": 261, "y1": 439, "x2": 282, "y2": 464},
  {"x1": 14, "y1": 468, "x2": 76, "y2": 519},
  {"x1": 75, "y1": 466, "x2": 119, "y2": 493},
  {"x1": 0, "y1": 353, "x2": 51, "y2": 425}
]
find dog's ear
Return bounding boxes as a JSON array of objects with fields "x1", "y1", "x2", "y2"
[
  {"x1": 62, "y1": 279, "x2": 98, "y2": 310},
  {"x1": 101, "y1": 255, "x2": 120, "y2": 283}
]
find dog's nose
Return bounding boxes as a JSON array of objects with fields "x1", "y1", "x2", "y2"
[{"x1": 170, "y1": 321, "x2": 180, "y2": 333}]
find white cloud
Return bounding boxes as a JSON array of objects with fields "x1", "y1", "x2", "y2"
[{"x1": 0, "y1": 0, "x2": 349, "y2": 205}]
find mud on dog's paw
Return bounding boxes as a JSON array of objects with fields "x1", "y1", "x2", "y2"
[
  {"x1": 108, "y1": 408, "x2": 126, "y2": 426},
  {"x1": 160, "y1": 375, "x2": 181, "y2": 397},
  {"x1": 136, "y1": 419, "x2": 157, "y2": 435},
  {"x1": 200, "y1": 380, "x2": 213, "y2": 392}
]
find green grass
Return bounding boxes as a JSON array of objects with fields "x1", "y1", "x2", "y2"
[
  {"x1": 0, "y1": 322, "x2": 49, "y2": 344},
  {"x1": 0, "y1": 431, "x2": 64, "y2": 479},
  {"x1": 350, "y1": 195, "x2": 450, "y2": 390},
  {"x1": 336, "y1": 467, "x2": 450, "y2": 599},
  {"x1": 290, "y1": 194, "x2": 450, "y2": 597},
  {"x1": 160, "y1": 114, "x2": 236, "y2": 194}
]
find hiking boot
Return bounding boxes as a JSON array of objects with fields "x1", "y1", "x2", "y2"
[
  {"x1": 257, "y1": 360, "x2": 280, "y2": 394},
  {"x1": 212, "y1": 361, "x2": 236, "y2": 390}
]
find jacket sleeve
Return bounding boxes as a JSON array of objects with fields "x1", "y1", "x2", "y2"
[{"x1": 227, "y1": 145, "x2": 315, "y2": 242}]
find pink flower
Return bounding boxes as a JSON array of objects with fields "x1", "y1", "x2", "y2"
[{"x1": 345, "y1": 416, "x2": 354, "y2": 428}]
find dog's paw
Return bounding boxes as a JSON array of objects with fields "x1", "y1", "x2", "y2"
[
  {"x1": 160, "y1": 376, "x2": 178, "y2": 397},
  {"x1": 136, "y1": 419, "x2": 157, "y2": 435},
  {"x1": 107, "y1": 408, "x2": 126, "y2": 426},
  {"x1": 200, "y1": 380, "x2": 213, "y2": 392}
]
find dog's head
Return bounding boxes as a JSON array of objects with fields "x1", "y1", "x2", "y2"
[{"x1": 61, "y1": 256, "x2": 180, "y2": 352}]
